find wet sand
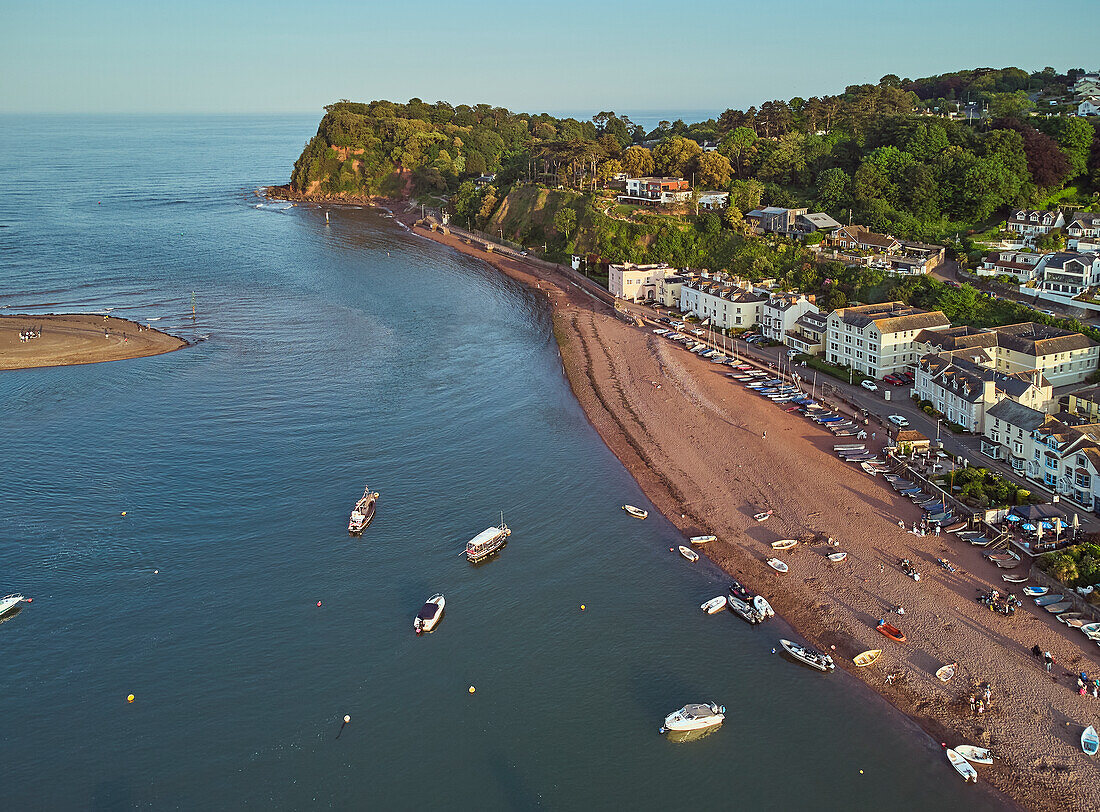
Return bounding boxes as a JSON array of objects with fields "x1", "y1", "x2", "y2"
[
  {"x1": 402, "y1": 216, "x2": 1100, "y2": 810},
  {"x1": 0, "y1": 314, "x2": 185, "y2": 371}
]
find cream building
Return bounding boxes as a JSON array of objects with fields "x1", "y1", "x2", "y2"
[
  {"x1": 760, "y1": 292, "x2": 818, "y2": 343},
  {"x1": 679, "y1": 280, "x2": 766, "y2": 331},
  {"x1": 607, "y1": 263, "x2": 680, "y2": 301},
  {"x1": 825, "y1": 302, "x2": 950, "y2": 378}
]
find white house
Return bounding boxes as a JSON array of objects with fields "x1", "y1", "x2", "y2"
[
  {"x1": 607, "y1": 262, "x2": 680, "y2": 301},
  {"x1": 697, "y1": 192, "x2": 729, "y2": 211},
  {"x1": 679, "y1": 280, "x2": 766, "y2": 331},
  {"x1": 1007, "y1": 209, "x2": 1064, "y2": 237},
  {"x1": 825, "y1": 302, "x2": 950, "y2": 378},
  {"x1": 977, "y1": 250, "x2": 1045, "y2": 283},
  {"x1": 1078, "y1": 96, "x2": 1100, "y2": 117},
  {"x1": 760, "y1": 292, "x2": 818, "y2": 343},
  {"x1": 1037, "y1": 251, "x2": 1100, "y2": 297}
]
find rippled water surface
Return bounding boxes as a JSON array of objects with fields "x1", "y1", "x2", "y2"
[{"x1": 0, "y1": 116, "x2": 1005, "y2": 809}]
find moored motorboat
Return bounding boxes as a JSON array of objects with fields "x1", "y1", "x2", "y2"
[
  {"x1": 753, "y1": 595, "x2": 775, "y2": 619},
  {"x1": 946, "y1": 748, "x2": 978, "y2": 782},
  {"x1": 853, "y1": 649, "x2": 882, "y2": 667},
  {"x1": 414, "y1": 593, "x2": 445, "y2": 634},
  {"x1": 700, "y1": 596, "x2": 727, "y2": 614},
  {"x1": 466, "y1": 513, "x2": 511, "y2": 562},
  {"x1": 771, "y1": 539, "x2": 797, "y2": 551},
  {"x1": 1082, "y1": 725, "x2": 1099, "y2": 756},
  {"x1": 877, "y1": 621, "x2": 906, "y2": 643},
  {"x1": 690, "y1": 534, "x2": 717, "y2": 545},
  {"x1": 679, "y1": 546, "x2": 699, "y2": 563},
  {"x1": 936, "y1": 662, "x2": 957, "y2": 682},
  {"x1": 779, "y1": 638, "x2": 835, "y2": 672},
  {"x1": 766, "y1": 557, "x2": 788, "y2": 573},
  {"x1": 827, "y1": 551, "x2": 848, "y2": 562},
  {"x1": 622, "y1": 504, "x2": 648, "y2": 519},
  {"x1": 0, "y1": 593, "x2": 29, "y2": 615},
  {"x1": 728, "y1": 579, "x2": 754, "y2": 602},
  {"x1": 660, "y1": 702, "x2": 725, "y2": 734},
  {"x1": 954, "y1": 745, "x2": 993, "y2": 764},
  {"x1": 347, "y1": 487, "x2": 379, "y2": 534}
]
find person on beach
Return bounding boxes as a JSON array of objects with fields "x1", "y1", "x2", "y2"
[
  {"x1": 762, "y1": 430, "x2": 766, "y2": 439},
  {"x1": 969, "y1": 695, "x2": 976, "y2": 712},
  {"x1": 1044, "y1": 651, "x2": 1053, "y2": 672},
  {"x1": 1032, "y1": 644, "x2": 1042, "y2": 658}
]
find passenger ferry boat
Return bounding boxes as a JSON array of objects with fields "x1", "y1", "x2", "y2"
[
  {"x1": 348, "y1": 487, "x2": 379, "y2": 535},
  {"x1": 465, "y1": 513, "x2": 511, "y2": 563}
]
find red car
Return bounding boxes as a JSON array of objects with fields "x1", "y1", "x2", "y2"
[{"x1": 883, "y1": 374, "x2": 905, "y2": 386}]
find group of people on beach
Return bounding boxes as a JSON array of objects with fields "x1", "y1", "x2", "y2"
[
  {"x1": 18, "y1": 329, "x2": 41, "y2": 342},
  {"x1": 967, "y1": 682, "x2": 994, "y2": 715}
]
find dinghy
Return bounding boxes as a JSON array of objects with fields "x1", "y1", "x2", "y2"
[
  {"x1": 752, "y1": 595, "x2": 774, "y2": 619},
  {"x1": 1082, "y1": 725, "x2": 1099, "y2": 756},
  {"x1": 766, "y1": 557, "x2": 788, "y2": 573},
  {"x1": 414, "y1": 593, "x2": 445, "y2": 634},
  {"x1": 771, "y1": 539, "x2": 798, "y2": 551},
  {"x1": 1079, "y1": 622, "x2": 1100, "y2": 635},
  {"x1": 1001, "y1": 574, "x2": 1028, "y2": 584},
  {"x1": 936, "y1": 662, "x2": 957, "y2": 682},
  {"x1": 853, "y1": 649, "x2": 881, "y2": 667},
  {"x1": 1022, "y1": 586, "x2": 1049, "y2": 597},
  {"x1": 1044, "y1": 600, "x2": 1073, "y2": 613},
  {"x1": 827, "y1": 551, "x2": 848, "y2": 562},
  {"x1": 754, "y1": 510, "x2": 773, "y2": 522},
  {"x1": 1034, "y1": 594, "x2": 1064, "y2": 606},
  {"x1": 946, "y1": 748, "x2": 978, "y2": 782},
  {"x1": 779, "y1": 638, "x2": 835, "y2": 672},
  {"x1": 1057, "y1": 612, "x2": 1085, "y2": 625},
  {"x1": 700, "y1": 596, "x2": 727, "y2": 614},
  {"x1": 622, "y1": 504, "x2": 648, "y2": 519},
  {"x1": 876, "y1": 621, "x2": 906, "y2": 643},
  {"x1": 954, "y1": 745, "x2": 993, "y2": 764},
  {"x1": 1063, "y1": 616, "x2": 1090, "y2": 628},
  {"x1": 690, "y1": 535, "x2": 717, "y2": 545},
  {"x1": 679, "y1": 546, "x2": 699, "y2": 563},
  {"x1": 727, "y1": 595, "x2": 763, "y2": 624}
]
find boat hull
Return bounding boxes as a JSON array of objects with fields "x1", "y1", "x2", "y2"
[
  {"x1": 853, "y1": 649, "x2": 881, "y2": 667},
  {"x1": 877, "y1": 622, "x2": 906, "y2": 643},
  {"x1": 0, "y1": 595, "x2": 23, "y2": 615}
]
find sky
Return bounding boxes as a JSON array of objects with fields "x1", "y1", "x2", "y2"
[{"x1": 3, "y1": 0, "x2": 1098, "y2": 117}]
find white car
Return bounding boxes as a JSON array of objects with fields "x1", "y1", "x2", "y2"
[
  {"x1": 860, "y1": 380, "x2": 878, "y2": 391},
  {"x1": 887, "y1": 415, "x2": 909, "y2": 427}
]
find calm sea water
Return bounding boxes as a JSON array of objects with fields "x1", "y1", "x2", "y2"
[{"x1": 0, "y1": 116, "x2": 1005, "y2": 810}]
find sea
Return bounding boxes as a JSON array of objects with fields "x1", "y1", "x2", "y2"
[{"x1": 0, "y1": 115, "x2": 1006, "y2": 809}]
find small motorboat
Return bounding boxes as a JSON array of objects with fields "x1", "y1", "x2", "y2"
[
  {"x1": 679, "y1": 546, "x2": 699, "y2": 563},
  {"x1": 1044, "y1": 601, "x2": 1073, "y2": 614},
  {"x1": 753, "y1": 595, "x2": 774, "y2": 619},
  {"x1": 728, "y1": 579, "x2": 754, "y2": 602},
  {"x1": 0, "y1": 594, "x2": 28, "y2": 616},
  {"x1": 754, "y1": 510, "x2": 773, "y2": 522},
  {"x1": 414, "y1": 593, "x2": 445, "y2": 634},
  {"x1": 766, "y1": 558, "x2": 788, "y2": 573},
  {"x1": 779, "y1": 638, "x2": 835, "y2": 672},
  {"x1": 954, "y1": 745, "x2": 993, "y2": 764},
  {"x1": 690, "y1": 534, "x2": 717, "y2": 545},
  {"x1": 853, "y1": 649, "x2": 882, "y2": 667},
  {"x1": 347, "y1": 487, "x2": 379, "y2": 534},
  {"x1": 660, "y1": 702, "x2": 725, "y2": 734},
  {"x1": 1034, "y1": 594, "x2": 1064, "y2": 606},
  {"x1": 1001, "y1": 574, "x2": 1028, "y2": 584},
  {"x1": 700, "y1": 596, "x2": 727, "y2": 614},
  {"x1": 1082, "y1": 725, "x2": 1099, "y2": 756},
  {"x1": 1022, "y1": 586, "x2": 1049, "y2": 597},
  {"x1": 1079, "y1": 622, "x2": 1100, "y2": 635},
  {"x1": 936, "y1": 662, "x2": 957, "y2": 682},
  {"x1": 771, "y1": 539, "x2": 798, "y2": 551},
  {"x1": 877, "y1": 621, "x2": 906, "y2": 643},
  {"x1": 622, "y1": 504, "x2": 648, "y2": 520},
  {"x1": 727, "y1": 594, "x2": 763, "y2": 624},
  {"x1": 946, "y1": 748, "x2": 978, "y2": 782},
  {"x1": 827, "y1": 551, "x2": 848, "y2": 562}
]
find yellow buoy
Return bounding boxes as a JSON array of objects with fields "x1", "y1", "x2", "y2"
[
  {"x1": 468, "y1": 685, "x2": 476, "y2": 694},
  {"x1": 127, "y1": 694, "x2": 135, "y2": 703},
  {"x1": 121, "y1": 512, "x2": 127, "y2": 516},
  {"x1": 580, "y1": 605, "x2": 585, "y2": 610}
]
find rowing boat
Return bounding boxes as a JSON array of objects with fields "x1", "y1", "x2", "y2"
[
  {"x1": 955, "y1": 745, "x2": 993, "y2": 764},
  {"x1": 766, "y1": 557, "x2": 788, "y2": 573},
  {"x1": 690, "y1": 535, "x2": 717, "y2": 545},
  {"x1": 622, "y1": 504, "x2": 648, "y2": 519},
  {"x1": 771, "y1": 539, "x2": 798, "y2": 550},
  {"x1": 946, "y1": 748, "x2": 978, "y2": 782},
  {"x1": 827, "y1": 551, "x2": 848, "y2": 562},
  {"x1": 853, "y1": 649, "x2": 881, "y2": 667},
  {"x1": 679, "y1": 546, "x2": 699, "y2": 563},
  {"x1": 1082, "y1": 725, "x2": 1099, "y2": 756},
  {"x1": 936, "y1": 662, "x2": 957, "y2": 682}
]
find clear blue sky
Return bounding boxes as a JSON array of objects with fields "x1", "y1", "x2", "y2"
[{"x1": 3, "y1": 0, "x2": 1096, "y2": 116}]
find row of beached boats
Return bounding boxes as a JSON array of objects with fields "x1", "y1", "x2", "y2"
[{"x1": 881, "y1": 472, "x2": 961, "y2": 530}]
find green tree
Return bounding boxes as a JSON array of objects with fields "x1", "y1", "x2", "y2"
[
  {"x1": 1038, "y1": 117, "x2": 1094, "y2": 178},
  {"x1": 728, "y1": 179, "x2": 765, "y2": 213},
  {"x1": 815, "y1": 167, "x2": 850, "y2": 207},
  {"x1": 719, "y1": 127, "x2": 758, "y2": 177},
  {"x1": 652, "y1": 136, "x2": 703, "y2": 177},
  {"x1": 554, "y1": 207, "x2": 577, "y2": 237},
  {"x1": 988, "y1": 91, "x2": 1035, "y2": 120},
  {"x1": 694, "y1": 151, "x2": 732, "y2": 188},
  {"x1": 621, "y1": 145, "x2": 655, "y2": 177}
]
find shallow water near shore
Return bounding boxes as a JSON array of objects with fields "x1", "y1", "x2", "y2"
[{"x1": 0, "y1": 115, "x2": 1008, "y2": 809}]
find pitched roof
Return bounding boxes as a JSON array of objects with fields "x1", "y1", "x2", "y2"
[
  {"x1": 834, "y1": 302, "x2": 948, "y2": 332},
  {"x1": 985, "y1": 399, "x2": 1047, "y2": 430},
  {"x1": 993, "y1": 322, "x2": 1097, "y2": 355}
]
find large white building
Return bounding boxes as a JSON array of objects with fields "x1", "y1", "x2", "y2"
[
  {"x1": 760, "y1": 292, "x2": 818, "y2": 343},
  {"x1": 607, "y1": 263, "x2": 680, "y2": 301},
  {"x1": 679, "y1": 279, "x2": 766, "y2": 331},
  {"x1": 825, "y1": 302, "x2": 950, "y2": 378}
]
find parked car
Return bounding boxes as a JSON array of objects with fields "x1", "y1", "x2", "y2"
[
  {"x1": 860, "y1": 380, "x2": 878, "y2": 391},
  {"x1": 899, "y1": 370, "x2": 915, "y2": 383},
  {"x1": 887, "y1": 414, "x2": 909, "y2": 427},
  {"x1": 883, "y1": 374, "x2": 905, "y2": 386}
]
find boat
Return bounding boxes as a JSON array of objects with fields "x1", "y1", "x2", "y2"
[
  {"x1": 728, "y1": 579, "x2": 754, "y2": 602},
  {"x1": 988, "y1": 553, "x2": 1020, "y2": 569},
  {"x1": 622, "y1": 504, "x2": 648, "y2": 519},
  {"x1": 779, "y1": 638, "x2": 835, "y2": 672},
  {"x1": 860, "y1": 461, "x2": 878, "y2": 476},
  {"x1": 414, "y1": 593, "x2": 445, "y2": 634},
  {"x1": 0, "y1": 594, "x2": 28, "y2": 615},
  {"x1": 771, "y1": 539, "x2": 797, "y2": 551},
  {"x1": 753, "y1": 595, "x2": 775, "y2": 619},
  {"x1": 690, "y1": 534, "x2": 717, "y2": 545},
  {"x1": 853, "y1": 649, "x2": 882, "y2": 667},
  {"x1": 1034, "y1": 594, "x2": 1065, "y2": 607},
  {"x1": 465, "y1": 513, "x2": 512, "y2": 563},
  {"x1": 946, "y1": 748, "x2": 979, "y2": 782},
  {"x1": 700, "y1": 596, "x2": 727, "y2": 614},
  {"x1": 1023, "y1": 586, "x2": 1049, "y2": 597},
  {"x1": 766, "y1": 557, "x2": 788, "y2": 573},
  {"x1": 954, "y1": 745, "x2": 993, "y2": 764},
  {"x1": 1058, "y1": 612, "x2": 1086, "y2": 625},
  {"x1": 727, "y1": 594, "x2": 763, "y2": 624},
  {"x1": 936, "y1": 662, "x2": 957, "y2": 682},
  {"x1": 660, "y1": 702, "x2": 725, "y2": 734},
  {"x1": 827, "y1": 551, "x2": 848, "y2": 562},
  {"x1": 347, "y1": 487, "x2": 379, "y2": 534},
  {"x1": 876, "y1": 621, "x2": 906, "y2": 643},
  {"x1": 679, "y1": 546, "x2": 699, "y2": 563},
  {"x1": 754, "y1": 511, "x2": 773, "y2": 522},
  {"x1": 1082, "y1": 725, "x2": 1099, "y2": 756},
  {"x1": 1079, "y1": 622, "x2": 1100, "y2": 635},
  {"x1": 1045, "y1": 601, "x2": 1073, "y2": 614},
  {"x1": 1002, "y1": 574, "x2": 1029, "y2": 584}
]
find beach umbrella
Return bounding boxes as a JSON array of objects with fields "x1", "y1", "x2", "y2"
[
  {"x1": 1005, "y1": 514, "x2": 1021, "y2": 523},
  {"x1": 1040, "y1": 520, "x2": 1054, "y2": 530},
  {"x1": 1021, "y1": 523, "x2": 1036, "y2": 532}
]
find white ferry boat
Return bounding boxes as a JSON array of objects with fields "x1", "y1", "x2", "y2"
[{"x1": 466, "y1": 513, "x2": 511, "y2": 563}]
